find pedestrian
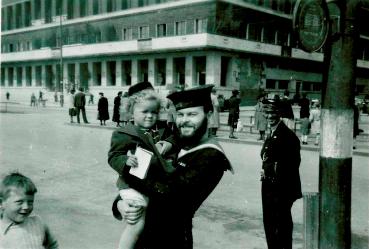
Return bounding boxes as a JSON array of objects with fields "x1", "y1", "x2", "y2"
[
  {"x1": 59, "y1": 93, "x2": 64, "y2": 107},
  {"x1": 166, "y1": 97, "x2": 176, "y2": 132},
  {"x1": 309, "y1": 101, "x2": 321, "y2": 146},
  {"x1": 0, "y1": 172, "x2": 59, "y2": 249},
  {"x1": 97, "y1": 92, "x2": 109, "y2": 126},
  {"x1": 353, "y1": 103, "x2": 360, "y2": 149},
  {"x1": 39, "y1": 91, "x2": 43, "y2": 103},
  {"x1": 299, "y1": 93, "x2": 310, "y2": 144},
  {"x1": 74, "y1": 87, "x2": 89, "y2": 124},
  {"x1": 228, "y1": 89, "x2": 241, "y2": 139},
  {"x1": 158, "y1": 101, "x2": 169, "y2": 130},
  {"x1": 112, "y1": 85, "x2": 233, "y2": 249},
  {"x1": 260, "y1": 98, "x2": 302, "y2": 249},
  {"x1": 279, "y1": 90, "x2": 295, "y2": 130},
  {"x1": 30, "y1": 93, "x2": 37, "y2": 107},
  {"x1": 113, "y1": 91, "x2": 123, "y2": 127},
  {"x1": 54, "y1": 91, "x2": 58, "y2": 103},
  {"x1": 88, "y1": 93, "x2": 94, "y2": 105},
  {"x1": 120, "y1": 92, "x2": 131, "y2": 126},
  {"x1": 108, "y1": 83, "x2": 175, "y2": 249},
  {"x1": 254, "y1": 94, "x2": 267, "y2": 141},
  {"x1": 208, "y1": 87, "x2": 220, "y2": 137},
  {"x1": 5, "y1": 92, "x2": 10, "y2": 100},
  {"x1": 68, "y1": 89, "x2": 76, "y2": 123}
]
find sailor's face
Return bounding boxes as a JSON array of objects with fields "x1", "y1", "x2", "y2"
[{"x1": 175, "y1": 106, "x2": 207, "y2": 138}]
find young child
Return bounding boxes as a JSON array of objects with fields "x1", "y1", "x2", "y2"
[
  {"x1": 108, "y1": 88, "x2": 174, "y2": 249},
  {"x1": 0, "y1": 172, "x2": 58, "y2": 249}
]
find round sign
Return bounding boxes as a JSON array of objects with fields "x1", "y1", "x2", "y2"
[{"x1": 293, "y1": 0, "x2": 329, "y2": 52}]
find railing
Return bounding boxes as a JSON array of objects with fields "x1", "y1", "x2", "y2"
[{"x1": 0, "y1": 101, "x2": 21, "y2": 113}]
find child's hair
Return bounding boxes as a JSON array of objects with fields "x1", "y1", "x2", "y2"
[
  {"x1": 130, "y1": 89, "x2": 161, "y2": 110},
  {"x1": 0, "y1": 172, "x2": 37, "y2": 200}
]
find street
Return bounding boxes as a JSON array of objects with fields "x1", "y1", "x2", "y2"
[{"x1": 0, "y1": 107, "x2": 368, "y2": 249}]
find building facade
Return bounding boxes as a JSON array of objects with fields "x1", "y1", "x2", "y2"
[{"x1": 1, "y1": 0, "x2": 369, "y2": 105}]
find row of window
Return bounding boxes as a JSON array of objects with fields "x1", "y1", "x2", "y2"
[
  {"x1": 266, "y1": 79, "x2": 322, "y2": 92},
  {"x1": 1, "y1": 0, "x2": 170, "y2": 31},
  {"x1": 2, "y1": 0, "x2": 295, "y2": 32},
  {"x1": 1, "y1": 18, "x2": 207, "y2": 52}
]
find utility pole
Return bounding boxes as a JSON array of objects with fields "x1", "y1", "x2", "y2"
[
  {"x1": 319, "y1": 0, "x2": 368, "y2": 248},
  {"x1": 59, "y1": 9, "x2": 64, "y2": 94}
]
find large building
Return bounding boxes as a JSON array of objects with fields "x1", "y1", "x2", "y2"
[{"x1": 1, "y1": 0, "x2": 369, "y2": 105}]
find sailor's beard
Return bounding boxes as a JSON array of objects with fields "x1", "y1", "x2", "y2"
[{"x1": 174, "y1": 116, "x2": 208, "y2": 148}]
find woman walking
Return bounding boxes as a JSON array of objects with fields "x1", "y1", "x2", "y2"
[
  {"x1": 97, "y1": 92, "x2": 109, "y2": 125},
  {"x1": 119, "y1": 92, "x2": 131, "y2": 126},
  {"x1": 208, "y1": 88, "x2": 220, "y2": 137},
  {"x1": 112, "y1": 91, "x2": 122, "y2": 127},
  {"x1": 309, "y1": 101, "x2": 321, "y2": 146},
  {"x1": 254, "y1": 94, "x2": 267, "y2": 140},
  {"x1": 299, "y1": 93, "x2": 310, "y2": 144},
  {"x1": 68, "y1": 89, "x2": 76, "y2": 123}
]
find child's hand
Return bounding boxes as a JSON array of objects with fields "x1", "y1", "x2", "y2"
[
  {"x1": 126, "y1": 150, "x2": 138, "y2": 168},
  {"x1": 156, "y1": 141, "x2": 172, "y2": 155}
]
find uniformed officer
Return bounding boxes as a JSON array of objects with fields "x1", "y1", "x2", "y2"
[{"x1": 260, "y1": 99, "x2": 302, "y2": 249}]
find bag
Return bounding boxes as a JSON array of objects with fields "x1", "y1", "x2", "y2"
[
  {"x1": 70, "y1": 108, "x2": 77, "y2": 116},
  {"x1": 236, "y1": 119, "x2": 243, "y2": 132}
]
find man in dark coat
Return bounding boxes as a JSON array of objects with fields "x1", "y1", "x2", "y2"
[
  {"x1": 279, "y1": 90, "x2": 295, "y2": 130},
  {"x1": 227, "y1": 89, "x2": 241, "y2": 139},
  {"x1": 112, "y1": 91, "x2": 122, "y2": 127},
  {"x1": 111, "y1": 85, "x2": 233, "y2": 249},
  {"x1": 97, "y1": 92, "x2": 109, "y2": 126},
  {"x1": 74, "y1": 87, "x2": 89, "y2": 124},
  {"x1": 260, "y1": 99, "x2": 302, "y2": 249},
  {"x1": 299, "y1": 93, "x2": 310, "y2": 119}
]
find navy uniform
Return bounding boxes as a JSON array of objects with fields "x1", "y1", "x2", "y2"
[
  {"x1": 112, "y1": 85, "x2": 233, "y2": 249},
  {"x1": 260, "y1": 99, "x2": 302, "y2": 249}
]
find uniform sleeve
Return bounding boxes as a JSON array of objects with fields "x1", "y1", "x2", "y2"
[
  {"x1": 43, "y1": 223, "x2": 59, "y2": 249},
  {"x1": 108, "y1": 131, "x2": 133, "y2": 175}
]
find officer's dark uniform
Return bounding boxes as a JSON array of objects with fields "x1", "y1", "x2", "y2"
[{"x1": 261, "y1": 119, "x2": 302, "y2": 249}]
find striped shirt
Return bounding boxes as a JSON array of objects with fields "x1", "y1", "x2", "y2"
[{"x1": 0, "y1": 215, "x2": 58, "y2": 249}]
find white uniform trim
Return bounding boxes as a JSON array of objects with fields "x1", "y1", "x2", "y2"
[{"x1": 178, "y1": 143, "x2": 225, "y2": 159}]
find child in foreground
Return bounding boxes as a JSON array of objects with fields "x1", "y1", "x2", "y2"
[
  {"x1": 0, "y1": 172, "x2": 58, "y2": 249},
  {"x1": 108, "y1": 88, "x2": 174, "y2": 249}
]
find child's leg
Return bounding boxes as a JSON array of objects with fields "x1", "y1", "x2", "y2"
[
  {"x1": 315, "y1": 133, "x2": 320, "y2": 145},
  {"x1": 118, "y1": 207, "x2": 146, "y2": 249}
]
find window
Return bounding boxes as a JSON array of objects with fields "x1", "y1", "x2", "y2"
[
  {"x1": 195, "y1": 18, "x2": 207, "y2": 34},
  {"x1": 138, "y1": 0, "x2": 149, "y2": 7},
  {"x1": 175, "y1": 21, "x2": 186, "y2": 36},
  {"x1": 266, "y1": 79, "x2": 276, "y2": 89},
  {"x1": 122, "y1": 27, "x2": 133, "y2": 40},
  {"x1": 278, "y1": 80, "x2": 289, "y2": 90},
  {"x1": 247, "y1": 23, "x2": 262, "y2": 41},
  {"x1": 157, "y1": 24, "x2": 167, "y2": 37},
  {"x1": 312, "y1": 83, "x2": 321, "y2": 92},
  {"x1": 302, "y1": 82, "x2": 311, "y2": 91},
  {"x1": 139, "y1": 26, "x2": 149, "y2": 39}
]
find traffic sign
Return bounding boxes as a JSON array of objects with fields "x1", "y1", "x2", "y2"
[{"x1": 293, "y1": 0, "x2": 329, "y2": 52}]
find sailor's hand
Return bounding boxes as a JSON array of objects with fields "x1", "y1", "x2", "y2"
[{"x1": 117, "y1": 199, "x2": 144, "y2": 225}]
